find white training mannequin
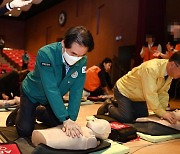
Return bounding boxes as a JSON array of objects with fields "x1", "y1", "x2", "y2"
[
  {"x1": 0, "y1": 96, "x2": 20, "y2": 108},
  {"x1": 136, "y1": 110, "x2": 180, "y2": 130},
  {"x1": 32, "y1": 118, "x2": 111, "y2": 150}
]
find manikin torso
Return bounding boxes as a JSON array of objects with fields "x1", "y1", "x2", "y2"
[
  {"x1": 136, "y1": 110, "x2": 180, "y2": 130},
  {"x1": 32, "y1": 118, "x2": 111, "y2": 150}
]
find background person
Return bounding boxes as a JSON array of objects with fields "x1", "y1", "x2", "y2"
[
  {"x1": 0, "y1": 70, "x2": 29, "y2": 100},
  {"x1": 140, "y1": 34, "x2": 162, "y2": 62},
  {"x1": 22, "y1": 50, "x2": 30, "y2": 70},
  {"x1": 83, "y1": 58, "x2": 113, "y2": 98}
]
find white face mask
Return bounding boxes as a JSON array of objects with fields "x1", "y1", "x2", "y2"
[{"x1": 63, "y1": 51, "x2": 83, "y2": 66}]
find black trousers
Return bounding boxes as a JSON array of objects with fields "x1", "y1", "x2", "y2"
[
  {"x1": 22, "y1": 62, "x2": 28, "y2": 70},
  {"x1": 16, "y1": 87, "x2": 62, "y2": 137},
  {"x1": 108, "y1": 85, "x2": 148, "y2": 123}
]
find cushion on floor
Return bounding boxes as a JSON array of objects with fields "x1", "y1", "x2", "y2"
[
  {"x1": 92, "y1": 139, "x2": 129, "y2": 154},
  {"x1": 94, "y1": 115, "x2": 180, "y2": 136},
  {"x1": 133, "y1": 121, "x2": 180, "y2": 135},
  {"x1": 137, "y1": 132, "x2": 180, "y2": 143},
  {"x1": 32, "y1": 139, "x2": 111, "y2": 154}
]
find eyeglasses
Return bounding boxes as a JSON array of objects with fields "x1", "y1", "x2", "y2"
[{"x1": 175, "y1": 62, "x2": 180, "y2": 68}]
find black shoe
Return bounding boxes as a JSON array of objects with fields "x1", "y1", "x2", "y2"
[
  {"x1": 6, "y1": 107, "x2": 19, "y2": 126},
  {"x1": 97, "y1": 99, "x2": 112, "y2": 115}
]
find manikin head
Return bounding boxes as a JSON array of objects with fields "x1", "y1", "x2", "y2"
[
  {"x1": 86, "y1": 118, "x2": 111, "y2": 140},
  {"x1": 173, "y1": 110, "x2": 180, "y2": 120}
]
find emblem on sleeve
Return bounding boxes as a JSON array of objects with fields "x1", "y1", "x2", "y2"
[
  {"x1": 82, "y1": 66, "x2": 86, "y2": 73},
  {"x1": 71, "y1": 71, "x2": 78, "y2": 78}
]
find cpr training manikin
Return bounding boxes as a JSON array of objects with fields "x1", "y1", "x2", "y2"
[{"x1": 32, "y1": 118, "x2": 111, "y2": 150}]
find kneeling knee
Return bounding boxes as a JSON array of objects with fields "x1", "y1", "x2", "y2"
[{"x1": 16, "y1": 125, "x2": 33, "y2": 137}]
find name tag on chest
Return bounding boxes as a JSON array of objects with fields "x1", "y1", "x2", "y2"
[{"x1": 41, "y1": 62, "x2": 51, "y2": 67}]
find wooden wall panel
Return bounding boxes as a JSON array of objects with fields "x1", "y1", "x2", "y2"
[
  {"x1": 24, "y1": 0, "x2": 139, "y2": 67},
  {"x1": 0, "y1": 18, "x2": 25, "y2": 49}
]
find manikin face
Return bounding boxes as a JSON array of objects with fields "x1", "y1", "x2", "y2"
[
  {"x1": 173, "y1": 110, "x2": 180, "y2": 120},
  {"x1": 104, "y1": 63, "x2": 112, "y2": 72},
  {"x1": 167, "y1": 61, "x2": 180, "y2": 79},
  {"x1": 86, "y1": 118, "x2": 111, "y2": 140}
]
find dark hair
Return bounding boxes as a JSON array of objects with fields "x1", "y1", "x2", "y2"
[
  {"x1": 99, "y1": 58, "x2": 112, "y2": 68},
  {"x1": 169, "y1": 51, "x2": 180, "y2": 65},
  {"x1": 146, "y1": 34, "x2": 153, "y2": 38},
  {"x1": 64, "y1": 26, "x2": 94, "y2": 52}
]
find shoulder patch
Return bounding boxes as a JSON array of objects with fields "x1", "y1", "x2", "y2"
[
  {"x1": 41, "y1": 62, "x2": 51, "y2": 67},
  {"x1": 82, "y1": 66, "x2": 86, "y2": 73}
]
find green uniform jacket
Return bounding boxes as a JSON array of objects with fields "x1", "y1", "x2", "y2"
[
  {"x1": 22, "y1": 42, "x2": 87, "y2": 122},
  {"x1": 116, "y1": 59, "x2": 173, "y2": 117}
]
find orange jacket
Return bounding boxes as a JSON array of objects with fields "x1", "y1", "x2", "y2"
[
  {"x1": 84, "y1": 66, "x2": 101, "y2": 92},
  {"x1": 143, "y1": 46, "x2": 158, "y2": 62},
  {"x1": 175, "y1": 44, "x2": 180, "y2": 51},
  {"x1": 167, "y1": 50, "x2": 174, "y2": 58}
]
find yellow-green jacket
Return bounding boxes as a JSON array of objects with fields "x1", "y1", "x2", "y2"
[{"x1": 116, "y1": 59, "x2": 172, "y2": 117}]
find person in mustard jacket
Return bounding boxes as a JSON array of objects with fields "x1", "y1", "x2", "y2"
[
  {"x1": 6, "y1": 26, "x2": 94, "y2": 138},
  {"x1": 97, "y1": 52, "x2": 180, "y2": 124}
]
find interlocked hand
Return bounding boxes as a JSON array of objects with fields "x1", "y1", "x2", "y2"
[
  {"x1": 162, "y1": 111, "x2": 177, "y2": 124},
  {"x1": 62, "y1": 119, "x2": 83, "y2": 138}
]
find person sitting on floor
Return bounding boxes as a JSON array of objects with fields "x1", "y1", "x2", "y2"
[
  {"x1": 32, "y1": 118, "x2": 111, "y2": 150},
  {"x1": 97, "y1": 52, "x2": 180, "y2": 124},
  {"x1": 83, "y1": 58, "x2": 113, "y2": 99},
  {"x1": 0, "y1": 96, "x2": 20, "y2": 108},
  {"x1": 0, "y1": 70, "x2": 29, "y2": 100}
]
